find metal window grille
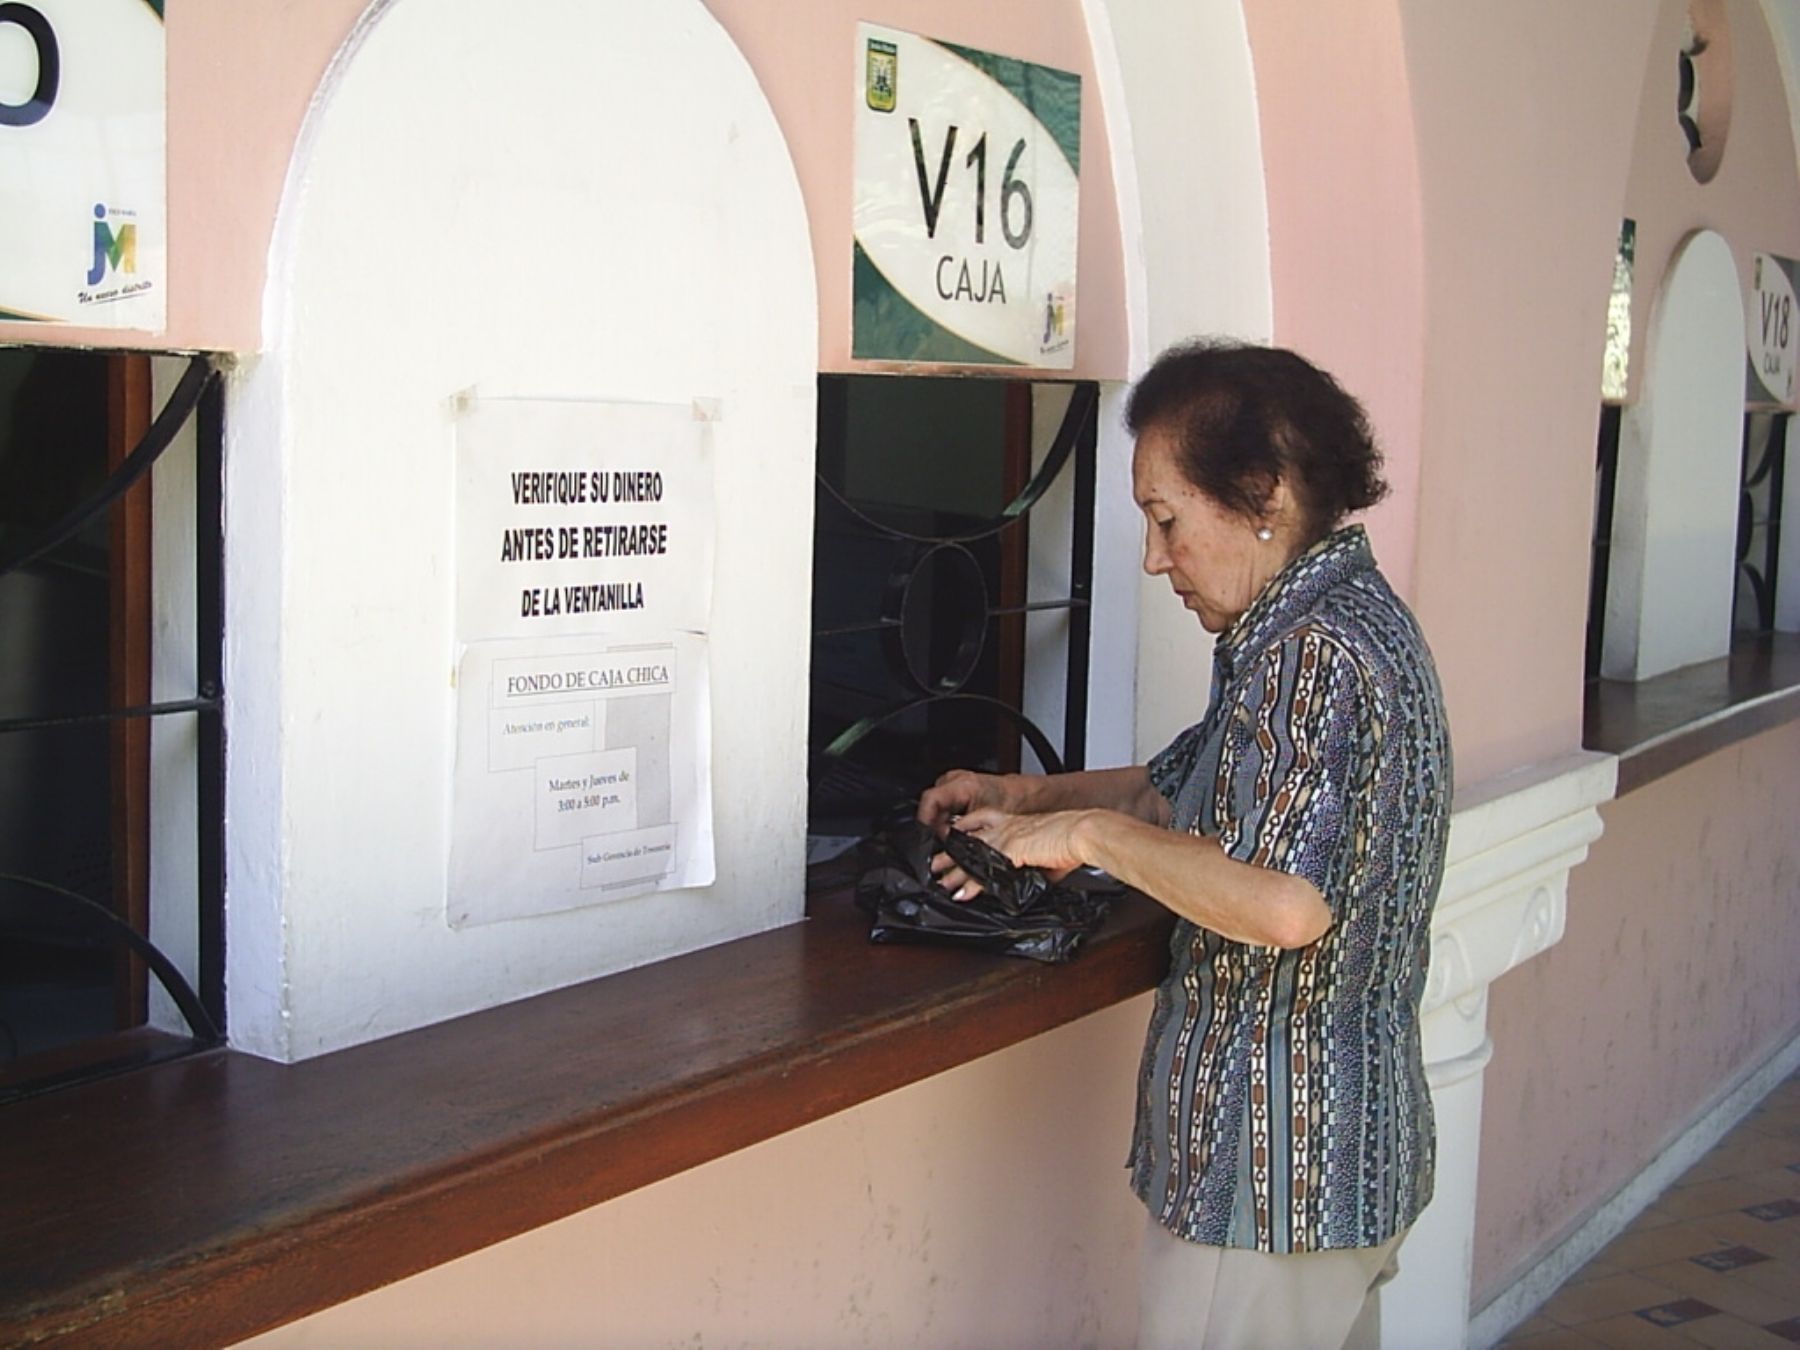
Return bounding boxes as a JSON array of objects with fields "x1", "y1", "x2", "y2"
[
  {"x1": 1734, "y1": 411, "x2": 1788, "y2": 635},
  {"x1": 808, "y1": 376, "x2": 1096, "y2": 845},
  {"x1": 0, "y1": 354, "x2": 224, "y2": 1101}
]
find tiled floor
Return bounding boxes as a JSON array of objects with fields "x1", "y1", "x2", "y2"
[{"x1": 1501, "y1": 1072, "x2": 1800, "y2": 1349}]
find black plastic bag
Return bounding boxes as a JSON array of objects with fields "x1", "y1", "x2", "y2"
[{"x1": 854, "y1": 818, "x2": 1120, "y2": 964}]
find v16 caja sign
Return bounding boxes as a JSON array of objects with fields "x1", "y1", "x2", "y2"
[
  {"x1": 0, "y1": 0, "x2": 165, "y2": 330},
  {"x1": 852, "y1": 24, "x2": 1080, "y2": 369}
]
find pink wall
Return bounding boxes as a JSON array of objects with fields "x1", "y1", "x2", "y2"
[
  {"x1": 1240, "y1": 0, "x2": 1800, "y2": 1313},
  {"x1": 1472, "y1": 0, "x2": 1800, "y2": 1301},
  {"x1": 1241, "y1": 0, "x2": 1427, "y2": 598},
  {"x1": 1241, "y1": 1, "x2": 1670, "y2": 784},
  {"x1": 704, "y1": 0, "x2": 1128, "y2": 380},
  {"x1": 1472, "y1": 722, "x2": 1800, "y2": 1301},
  {"x1": 0, "y1": 0, "x2": 365, "y2": 353},
  {"x1": 237, "y1": 998, "x2": 1155, "y2": 1348},
  {"x1": 1401, "y1": 1, "x2": 1657, "y2": 786},
  {"x1": 1, "y1": 0, "x2": 1130, "y2": 379}
]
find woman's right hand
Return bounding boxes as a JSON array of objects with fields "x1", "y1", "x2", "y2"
[{"x1": 916, "y1": 768, "x2": 1013, "y2": 836}]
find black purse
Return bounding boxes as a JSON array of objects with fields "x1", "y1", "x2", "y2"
[{"x1": 854, "y1": 817, "x2": 1119, "y2": 964}]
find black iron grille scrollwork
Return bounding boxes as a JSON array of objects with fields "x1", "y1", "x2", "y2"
[
  {"x1": 0, "y1": 352, "x2": 224, "y2": 1100},
  {"x1": 1735, "y1": 411, "x2": 1788, "y2": 635},
  {"x1": 809, "y1": 377, "x2": 1097, "y2": 844}
]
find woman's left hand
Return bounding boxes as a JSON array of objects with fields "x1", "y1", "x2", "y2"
[{"x1": 930, "y1": 807, "x2": 1091, "y2": 899}]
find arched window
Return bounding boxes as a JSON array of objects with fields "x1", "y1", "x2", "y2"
[{"x1": 1598, "y1": 229, "x2": 1746, "y2": 681}]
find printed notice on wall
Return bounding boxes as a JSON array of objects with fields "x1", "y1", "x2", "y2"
[
  {"x1": 852, "y1": 23, "x2": 1080, "y2": 368},
  {"x1": 449, "y1": 398, "x2": 716, "y2": 927},
  {"x1": 0, "y1": 0, "x2": 167, "y2": 330}
]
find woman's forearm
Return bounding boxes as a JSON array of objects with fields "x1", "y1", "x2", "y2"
[
  {"x1": 1008, "y1": 766, "x2": 1170, "y2": 825},
  {"x1": 1071, "y1": 810, "x2": 1330, "y2": 948}
]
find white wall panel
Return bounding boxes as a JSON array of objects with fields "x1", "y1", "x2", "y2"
[
  {"x1": 1606, "y1": 230, "x2": 1745, "y2": 681},
  {"x1": 226, "y1": 0, "x2": 817, "y2": 1060}
]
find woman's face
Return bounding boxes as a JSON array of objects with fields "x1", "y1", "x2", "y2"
[{"x1": 1132, "y1": 425, "x2": 1296, "y2": 634}]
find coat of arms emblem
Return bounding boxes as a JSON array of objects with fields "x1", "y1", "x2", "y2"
[{"x1": 866, "y1": 38, "x2": 898, "y2": 112}]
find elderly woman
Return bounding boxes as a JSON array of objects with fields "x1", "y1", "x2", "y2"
[{"x1": 918, "y1": 341, "x2": 1452, "y2": 1350}]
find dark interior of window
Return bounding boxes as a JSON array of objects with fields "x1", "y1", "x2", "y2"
[
  {"x1": 807, "y1": 374, "x2": 1095, "y2": 860},
  {"x1": 0, "y1": 353, "x2": 118, "y2": 1061},
  {"x1": 1585, "y1": 403, "x2": 1623, "y2": 682},
  {"x1": 0, "y1": 348, "x2": 223, "y2": 1102}
]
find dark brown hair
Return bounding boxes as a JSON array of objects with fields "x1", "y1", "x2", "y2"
[{"x1": 1126, "y1": 340, "x2": 1388, "y2": 544}]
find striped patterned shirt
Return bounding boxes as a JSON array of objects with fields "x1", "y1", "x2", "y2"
[{"x1": 1129, "y1": 525, "x2": 1452, "y2": 1252}]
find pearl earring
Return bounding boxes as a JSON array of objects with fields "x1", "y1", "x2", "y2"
[{"x1": 1256, "y1": 526, "x2": 1274, "y2": 542}]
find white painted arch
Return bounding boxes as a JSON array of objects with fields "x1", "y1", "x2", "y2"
[
  {"x1": 225, "y1": 0, "x2": 819, "y2": 1060},
  {"x1": 1605, "y1": 229, "x2": 1746, "y2": 682},
  {"x1": 1079, "y1": 0, "x2": 1275, "y2": 764}
]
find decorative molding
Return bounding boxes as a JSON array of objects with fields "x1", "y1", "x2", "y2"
[
  {"x1": 1425, "y1": 752, "x2": 1618, "y2": 1015},
  {"x1": 1468, "y1": 1029, "x2": 1800, "y2": 1349},
  {"x1": 1381, "y1": 751, "x2": 1619, "y2": 1350},
  {"x1": 1425, "y1": 1035, "x2": 1494, "y2": 1092}
]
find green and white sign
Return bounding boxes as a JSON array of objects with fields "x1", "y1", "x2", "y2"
[
  {"x1": 1747, "y1": 252, "x2": 1796, "y2": 405},
  {"x1": 852, "y1": 24, "x2": 1079, "y2": 368},
  {"x1": 0, "y1": 0, "x2": 166, "y2": 330}
]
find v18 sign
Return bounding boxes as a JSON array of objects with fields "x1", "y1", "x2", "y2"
[
  {"x1": 852, "y1": 24, "x2": 1080, "y2": 368},
  {"x1": 1748, "y1": 252, "x2": 1797, "y2": 405}
]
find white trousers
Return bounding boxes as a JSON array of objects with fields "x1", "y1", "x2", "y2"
[{"x1": 1138, "y1": 1215, "x2": 1406, "y2": 1350}]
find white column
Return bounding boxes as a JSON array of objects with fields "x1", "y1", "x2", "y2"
[{"x1": 1380, "y1": 752, "x2": 1617, "y2": 1350}]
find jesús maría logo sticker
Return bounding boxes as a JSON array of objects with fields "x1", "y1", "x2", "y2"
[{"x1": 0, "y1": 0, "x2": 166, "y2": 330}]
